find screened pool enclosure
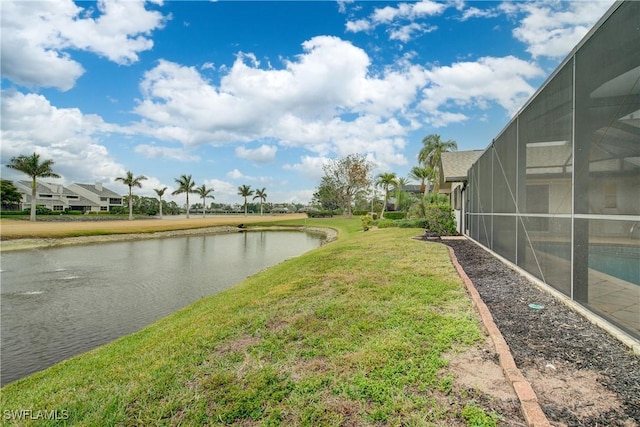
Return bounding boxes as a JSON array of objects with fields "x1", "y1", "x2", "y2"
[{"x1": 465, "y1": 1, "x2": 639, "y2": 339}]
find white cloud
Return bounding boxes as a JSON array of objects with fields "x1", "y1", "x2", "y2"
[
  {"x1": 459, "y1": 6, "x2": 500, "y2": 21},
  {"x1": 226, "y1": 169, "x2": 245, "y2": 180},
  {"x1": 345, "y1": 19, "x2": 372, "y2": 33},
  {"x1": 202, "y1": 178, "x2": 237, "y2": 204},
  {"x1": 419, "y1": 56, "x2": 545, "y2": 120},
  {"x1": 235, "y1": 145, "x2": 277, "y2": 163},
  {"x1": 134, "y1": 144, "x2": 200, "y2": 161},
  {"x1": 0, "y1": 90, "x2": 125, "y2": 183},
  {"x1": 283, "y1": 156, "x2": 330, "y2": 181},
  {"x1": 346, "y1": 0, "x2": 446, "y2": 42},
  {"x1": 0, "y1": 0, "x2": 167, "y2": 90},
  {"x1": 511, "y1": 1, "x2": 613, "y2": 58},
  {"x1": 389, "y1": 23, "x2": 436, "y2": 43},
  {"x1": 132, "y1": 36, "x2": 422, "y2": 167}
]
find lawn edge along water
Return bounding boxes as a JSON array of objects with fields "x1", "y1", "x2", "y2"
[{"x1": 1, "y1": 219, "x2": 492, "y2": 426}]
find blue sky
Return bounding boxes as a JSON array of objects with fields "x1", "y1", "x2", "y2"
[{"x1": 1, "y1": 0, "x2": 615, "y2": 205}]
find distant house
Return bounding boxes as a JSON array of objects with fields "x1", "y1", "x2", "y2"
[
  {"x1": 14, "y1": 181, "x2": 97, "y2": 212},
  {"x1": 399, "y1": 184, "x2": 423, "y2": 195},
  {"x1": 68, "y1": 183, "x2": 123, "y2": 212},
  {"x1": 439, "y1": 150, "x2": 483, "y2": 233},
  {"x1": 12, "y1": 181, "x2": 123, "y2": 213}
]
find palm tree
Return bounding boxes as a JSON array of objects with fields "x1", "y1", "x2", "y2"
[
  {"x1": 408, "y1": 165, "x2": 434, "y2": 195},
  {"x1": 115, "y1": 171, "x2": 147, "y2": 220},
  {"x1": 6, "y1": 152, "x2": 61, "y2": 222},
  {"x1": 194, "y1": 184, "x2": 215, "y2": 218},
  {"x1": 394, "y1": 177, "x2": 410, "y2": 213},
  {"x1": 154, "y1": 186, "x2": 168, "y2": 219},
  {"x1": 253, "y1": 187, "x2": 267, "y2": 216},
  {"x1": 172, "y1": 174, "x2": 197, "y2": 218},
  {"x1": 418, "y1": 134, "x2": 457, "y2": 194},
  {"x1": 237, "y1": 184, "x2": 254, "y2": 216},
  {"x1": 375, "y1": 172, "x2": 397, "y2": 219}
]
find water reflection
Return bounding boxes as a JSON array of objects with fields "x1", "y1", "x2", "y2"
[{"x1": 1, "y1": 231, "x2": 321, "y2": 386}]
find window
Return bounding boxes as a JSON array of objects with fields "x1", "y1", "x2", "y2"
[{"x1": 604, "y1": 183, "x2": 617, "y2": 209}]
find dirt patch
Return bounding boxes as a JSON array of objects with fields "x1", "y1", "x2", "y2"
[
  {"x1": 444, "y1": 337, "x2": 525, "y2": 426},
  {"x1": 446, "y1": 337, "x2": 518, "y2": 402},
  {"x1": 438, "y1": 237, "x2": 640, "y2": 427}
]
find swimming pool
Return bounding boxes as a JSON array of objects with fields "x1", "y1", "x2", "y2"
[{"x1": 534, "y1": 242, "x2": 640, "y2": 286}]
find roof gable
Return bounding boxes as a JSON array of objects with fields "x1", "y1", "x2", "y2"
[{"x1": 441, "y1": 150, "x2": 483, "y2": 182}]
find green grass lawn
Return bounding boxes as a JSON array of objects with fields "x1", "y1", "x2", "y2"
[{"x1": 1, "y1": 219, "x2": 496, "y2": 426}]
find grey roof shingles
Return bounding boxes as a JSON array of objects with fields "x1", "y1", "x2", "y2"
[
  {"x1": 441, "y1": 150, "x2": 483, "y2": 182},
  {"x1": 73, "y1": 183, "x2": 122, "y2": 198}
]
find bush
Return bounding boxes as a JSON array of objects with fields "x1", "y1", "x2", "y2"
[
  {"x1": 31, "y1": 207, "x2": 54, "y2": 215},
  {"x1": 381, "y1": 211, "x2": 405, "y2": 220},
  {"x1": 376, "y1": 202, "x2": 456, "y2": 235},
  {"x1": 376, "y1": 219, "x2": 395, "y2": 229},
  {"x1": 424, "y1": 205, "x2": 456, "y2": 235},
  {"x1": 110, "y1": 206, "x2": 126, "y2": 215},
  {"x1": 306, "y1": 210, "x2": 334, "y2": 218},
  {"x1": 361, "y1": 214, "x2": 373, "y2": 231},
  {"x1": 394, "y1": 219, "x2": 429, "y2": 228},
  {"x1": 0, "y1": 210, "x2": 27, "y2": 217}
]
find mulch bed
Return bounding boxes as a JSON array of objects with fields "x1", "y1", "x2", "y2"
[{"x1": 438, "y1": 237, "x2": 639, "y2": 427}]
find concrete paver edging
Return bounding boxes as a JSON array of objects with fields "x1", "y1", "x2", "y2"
[{"x1": 447, "y1": 246, "x2": 552, "y2": 427}]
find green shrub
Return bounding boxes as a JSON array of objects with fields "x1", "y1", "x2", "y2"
[
  {"x1": 0, "y1": 210, "x2": 27, "y2": 217},
  {"x1": 395, "y1": 219, "x2": 429, "y2": 228},
  {"x1": 424, "y1": 205, "x2": 456, "y2": 235},
  {"x1": 306, "y1": 210, "x2": 334, "y2": 218},
  {"x1": 31, "y1": 207, "x2": 54, "y2": 215},
  {"x1": 381, "y1": 211, "x2": 405, "y2": 220},
  {"x1": 361, "y1": 214, "x2": 373, "y2": 231},
  {"x1": 376, "y1": 219, "x2": 395, "y2": 229}
]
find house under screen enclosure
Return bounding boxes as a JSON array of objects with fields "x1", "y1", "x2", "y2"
[{"x1": 464, "y1": 1, "x2": 639, "y2": 342}]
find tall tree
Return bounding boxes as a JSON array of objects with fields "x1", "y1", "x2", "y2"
[
  {"x1": 1, "y1": 179, "x2": 22, "y2": 210},
  {"x1": 194, "y1": 184, "x2": 215, "y2": 218},
  {"x1": 6, "y1": 152, "x2": 61, "y2": 221},
  {"x1": 408, "y1": 165, "x2": 434, "y2": 195},
  {"x1": 418, "y1": 134, "x2": 457, "y2": 194},
  {"x1": 312, "y1": 175, "x2": 342, "y2": 211},
  {"x1": 375, "y1": 172, "x2": 397, "y2": 219},
  {"x1": 115, "y1": 171, "x2": 147, "y2": 220},
  {"x1": 394, "y1": 177, "x2": 411, "y2": 213},
  {"x1": 154, "y1": 186, "x2": 168, "y2": 219},
  {"x1": 319, "y1": 154, "x2": 373, "y2": 218},
  {"x1": 172, "y1": 174, "x2": 197, "y2": 218},
  {"x1": 253, "y1": 187, "x2": 267, "y2": 216},
  {"x1": 238, "y1": 185, "x2": 254, "y2": 217}
]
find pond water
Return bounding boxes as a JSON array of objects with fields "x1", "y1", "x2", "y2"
[{"x1": 0, "y1": 230, "x2": 322, "y2": 386}]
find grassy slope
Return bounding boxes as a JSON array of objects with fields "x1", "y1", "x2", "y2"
[{"x1": 1, "y1": 219, "x2": 485, "y2": 425}]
